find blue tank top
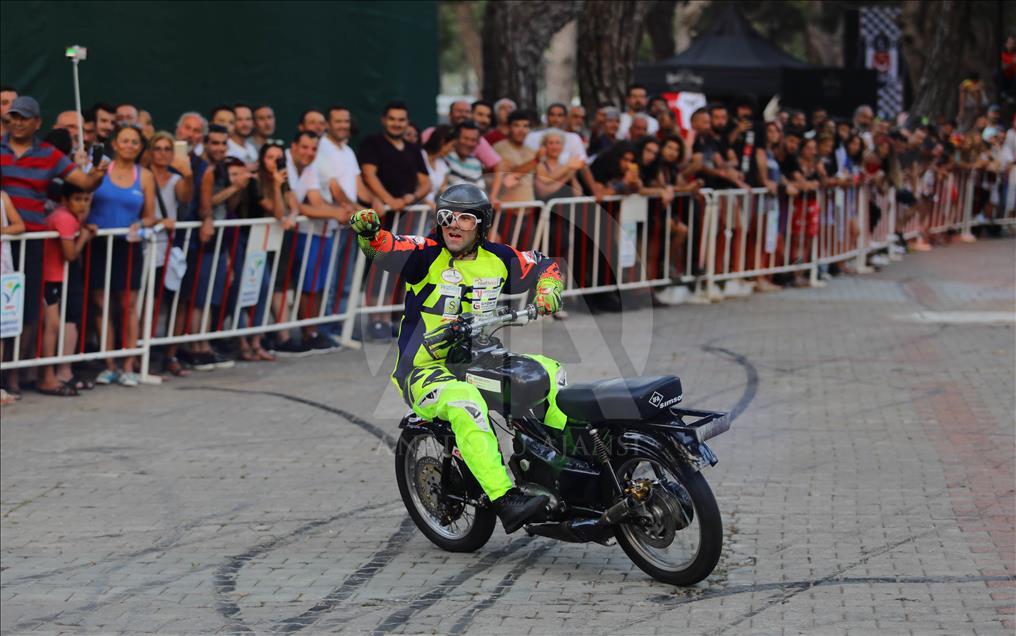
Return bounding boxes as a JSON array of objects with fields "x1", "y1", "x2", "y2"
[{"x1": 88, "y1": 165, "x2": 143, "y2": 229}]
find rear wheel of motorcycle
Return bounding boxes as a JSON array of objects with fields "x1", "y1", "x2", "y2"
[
  {"x1": 613, "y1": 456, "x2": 722, "y2": 586},
  {"x1": 395, "y1": 427, "x2": 496, "y2": 553}
]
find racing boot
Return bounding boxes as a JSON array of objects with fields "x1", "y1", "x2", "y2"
[{"x1": 492, "y1": 487, "x2": 549, "y2": 534}]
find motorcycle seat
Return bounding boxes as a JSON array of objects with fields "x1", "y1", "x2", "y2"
[{"x1": 556, "y1": 376, "x2": 683, "y2": 423}]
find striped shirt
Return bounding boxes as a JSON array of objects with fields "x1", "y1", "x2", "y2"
[
  {"x1": 1, "y1": 134, "x2": 74, "y2": 229},
  {"x1": 445, "y1": 151, "x2": 483, "y2": 188}
]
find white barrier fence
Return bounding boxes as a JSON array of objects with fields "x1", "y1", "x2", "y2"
[{"x1": 1, "y1": 168, "x2": 1010, "y2": 381}]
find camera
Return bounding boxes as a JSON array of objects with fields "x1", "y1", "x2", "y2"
[
  {"x1": 91, "y1": 143, "x2": 104, "y2": 167},
  {"x1": 275, "y1": 156, "x2": 286, "y2": 172}
]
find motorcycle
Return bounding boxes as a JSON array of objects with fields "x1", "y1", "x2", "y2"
[{"x1": 394, "y1": 304, "x2": 730, "y2": 585}]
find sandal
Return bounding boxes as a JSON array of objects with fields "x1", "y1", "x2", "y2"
[
  {"x1": 163, "y1": 356, "x2": 191, "y2": 377},
  {"x1": 239, "y1": 347, "x2": 260, "y2": 362},
  {"x1": 4, "y1": 386, "x2": 22, "y2": 401},
  {"x1": 38, "y1": 382, "x2": 79, "y2": 397},
  {"x1": 254, "y1": 347, "x2": 275, "y2": 362}
]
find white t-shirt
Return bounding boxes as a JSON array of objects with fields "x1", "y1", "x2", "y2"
[
  {"x1": 422, "y1": 150, "x2": 450, "y2": 203},
  {"x1": 1002, "y1": 128, "x2": 1016, "y2": 168},
  {"x1": 154, "y1": 173, "x2": 183, "y2": 268},
  {"x1": 227, "y1": 137, "x2": 258, "y2": 164},
  {"x1": 313, "y1": 135, "x2": 360, "y2": 205},
  {"x1": 286, "y1": 150, "x2": 325, "y2": 234},
  {"x1": 617, "y1": 112, "x2": 659, "y2": 139},
  {"x1": 524, "y1": 128, "x2": 588, "y2": 164}
]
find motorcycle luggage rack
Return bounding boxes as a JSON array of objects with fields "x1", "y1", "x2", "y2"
[{"x1": 668, "y1": 407, "x2": 731, "y2": 442}]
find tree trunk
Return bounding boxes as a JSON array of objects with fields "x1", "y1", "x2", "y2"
[
  {"x1": 544, "y1": 20, "x2": 578, "y2": 107},
  {"x1": 482, "y1": 1, "x2": 579, "y2": 110},
  {"x1": 577, "y1": 0, "x2": 654, "y2": 112},
  {"x1": 675, "y1": 0, "x2": 710, "y2": 53},
  {"x1": 645, "y1": 0, "x2": 678, "y2": 61},
  {"x1": 453, "y1": 2, "x2": 484, "y2": 91},
  {"x1": 907, "y1": 0, "x2": 970, "y2": 119}
]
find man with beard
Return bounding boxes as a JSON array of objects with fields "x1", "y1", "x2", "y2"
[
  {"x1": 349, "y1": 184, "x2": 564, "y2": 534},
  {"x1": 227, "y1": 103, "x2": 258, "y2": 166},
  {"x1": 358, "y1": 100, "x2": 431, "y2": 340},
  {"x1": 618, "y1": 84, "x2": 659, "y2": 139}
]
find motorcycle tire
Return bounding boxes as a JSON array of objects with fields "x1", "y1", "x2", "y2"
[
  {"x1": 613, "y1": 460, "x2": 722, "y2": 586},
  {"x1": 395, "y1": 427, "x2": 497, "y2": 553}
]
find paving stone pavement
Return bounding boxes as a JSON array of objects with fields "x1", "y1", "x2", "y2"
[{"x1": 2, "y1": 238, "x2": 1014, "y2": 635}]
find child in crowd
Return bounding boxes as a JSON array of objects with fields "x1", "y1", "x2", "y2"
[{"x1": 37, "y1": 182, "x2": 96, "y2": 396}]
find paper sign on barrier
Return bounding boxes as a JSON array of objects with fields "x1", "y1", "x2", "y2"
[
  {"x1": 619, "y1": 195, "x2": 648, "y2": 269},
  {"x1": 237, "y1": 251, "x2": 267, "y2": 308},
  {"x1": 619, "y1": 195, "x2": 648, "y2": 224},
  {"x1": 764, "y1": 199, "x2": 779, "y2": 255},
  {"x1": 1, "y1": 272, "x2": 25, "y2": 338},
  {"x1": 619, "y1": 224, "x2": 637, "y2": 269},
  {"x1": 835, "y1": 189, "x2": 846, "y2": 243}
]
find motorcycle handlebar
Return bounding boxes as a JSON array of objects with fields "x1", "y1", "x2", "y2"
[
  {"x1": 466, "y1": 304, "x2": 538, "y2": 333},
  {"x1": 422, "y1": 304, "x2": 539, "y2": 349}
]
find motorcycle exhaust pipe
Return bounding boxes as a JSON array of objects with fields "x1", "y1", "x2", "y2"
[
  {"x1": 525, "y1": 518, "x2": 614, "y2": 545},
  {"x1": 601, "y1": 495, "x2": 639, "y2": 525}
]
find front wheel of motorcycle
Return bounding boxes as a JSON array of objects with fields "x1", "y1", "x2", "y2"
[
  {"x1": 395, "y1": 427, "x2": 497, "y2": 553},
  {"x1": 613, "y1": 455, "x2": 722, "y2": 586}
]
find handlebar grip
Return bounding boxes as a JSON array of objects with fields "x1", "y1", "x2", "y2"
[{"x1": 423, "y1": 333, "x2": 446, "y2": 347}]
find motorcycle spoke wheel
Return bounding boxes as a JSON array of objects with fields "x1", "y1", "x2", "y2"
[
  {"x1": 618, "y1": 459, "x2": 701, "y2": 570},
  {"x1": 399, "y1": 430, "x2": 493, "y2": 547},
  {"x1": 613, "y1": 454, "x2": 722, "y2": 586}
]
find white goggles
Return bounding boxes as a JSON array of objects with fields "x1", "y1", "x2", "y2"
[{"x1": 436, "y1": 209, "x2": 480, "y2": 230}]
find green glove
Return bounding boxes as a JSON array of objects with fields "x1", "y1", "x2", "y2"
[
  {"x1": 534, "y1": 277, "x2": 563, "y2": 315},
  {"x1": 350, "y1": 208, "x2": 381, "y2": 239}
]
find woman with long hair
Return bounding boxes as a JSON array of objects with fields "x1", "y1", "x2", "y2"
[{"x1": 421, "y1": 124, "x2": 454, "y2": 203}]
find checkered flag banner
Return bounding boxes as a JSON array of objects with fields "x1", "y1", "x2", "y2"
[{"x1": 860, "y1": 6, "x2": 904, "y2": 119}]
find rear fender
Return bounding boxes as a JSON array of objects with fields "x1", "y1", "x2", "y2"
[{"x1": 613, "y1": 427, "x2": 714, "y2": 476}]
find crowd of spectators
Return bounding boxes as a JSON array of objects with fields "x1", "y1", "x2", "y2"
[{"x1": 1, "y1": 78, "x2": 1015, "y2": 404}]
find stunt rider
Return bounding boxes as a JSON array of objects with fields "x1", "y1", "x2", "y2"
[{"x1": 350, "y1": 184, "x2": 566, "y2": 533}]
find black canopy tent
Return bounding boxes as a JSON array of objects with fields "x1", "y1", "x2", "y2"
[{"x1": 634, "y1": 7, "x2": 876, "y2": 117}]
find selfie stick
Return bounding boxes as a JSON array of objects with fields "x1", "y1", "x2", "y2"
[{"x1": 65, "y1": 45, "x2": 88, "y2": 153}]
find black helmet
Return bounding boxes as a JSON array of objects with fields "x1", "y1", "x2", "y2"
[{"x1": 435, "y1": 183, "x2": 494, "y2": 235}]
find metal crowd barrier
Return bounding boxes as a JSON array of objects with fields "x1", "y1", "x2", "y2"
[
  {"x1": 1, "y1": 227, "x2": 153, "y2": 374},
  {"x1": 1, "y1": 167, "x2": 1007, "y2": 382},
  {"x1": 537, "y1": 192, "x2": 702, "y2": 296}
]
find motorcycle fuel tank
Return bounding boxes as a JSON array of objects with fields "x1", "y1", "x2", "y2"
[{"x1": 463, "y1": 352, "x2": 549, "y2": 417}]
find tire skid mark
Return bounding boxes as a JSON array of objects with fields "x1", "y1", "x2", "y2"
[
  {"x1": 179, "y1": 386, "x2": 397, "y2": 450},
  {"x1": 272, "y1": 516, "x2": 416, "y2": 634},
  {"x1": 607, "y1": 525, "x2": 945, "y2": 636},
  {"x1": 2, "y1": 504, "x2": 251, "y2": 588},
  {"x1": 700, "y1": 345, "x2": 759, "y2": 422},
  {"x1": 7, "y1": 564, "x2": 219, "y2": 633},
  {"x1": 447, "y1": 542, "x2": 554, "y2": 635},
  {"x1": 370, "y1": 539, "x2": 532, "y2": 635},
  {"x1": 212, "y1": 500, "x2": 398, "y2": 635},
  {"x1": 603, "y1": 573, "x2": 1016, "y2": 634},
  {"x1": 184, "y1": 386, "x2": 405, "y2": 633}
]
